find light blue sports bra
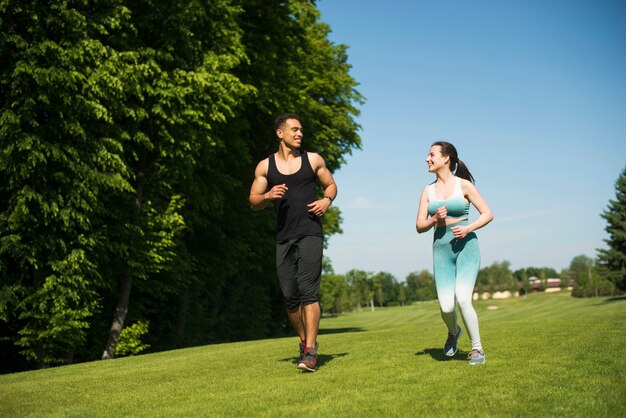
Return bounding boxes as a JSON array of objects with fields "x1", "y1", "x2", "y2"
[{"x1": 427, "y1": 177, "x2": 470, "y2": 219}]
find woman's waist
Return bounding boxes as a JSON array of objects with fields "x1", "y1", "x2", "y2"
[{"x1": 435, "y1": 217, "x2": 468, "y2": 228}]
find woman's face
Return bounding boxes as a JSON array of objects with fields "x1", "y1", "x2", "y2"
[{"x1": 425, "y1": 145, "x2": 448, "y2": 172}]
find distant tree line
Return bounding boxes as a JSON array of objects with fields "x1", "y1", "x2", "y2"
[
  {"x1": 317, "y1": 262, "x2": 561, "y2": 315},
  {"x1": 317, "y1": 166, "x2": 626, "y2": 309},
  {"x1": 0, "y1": 0, "x2": 363, "y2": 372}
]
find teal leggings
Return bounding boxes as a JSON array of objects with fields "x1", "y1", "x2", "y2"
[{"x1": 433, "y1": 221, "x2": 482, "y2": 350}]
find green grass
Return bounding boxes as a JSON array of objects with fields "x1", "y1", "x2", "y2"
[{"x1": 1, "y1": 292, "x2": 625, "y2": 417}]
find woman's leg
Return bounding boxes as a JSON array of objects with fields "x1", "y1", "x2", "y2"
[
  {"x1": 455, "y1": 234, "x2": 482, "y2": 350},
  {"x1": 433, "y1": 228, "x2": 458, "y2": 333}
]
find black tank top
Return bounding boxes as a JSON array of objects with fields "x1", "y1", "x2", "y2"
[{"x1": 267, "y1": 151, "x2": 323, "y2": 242}]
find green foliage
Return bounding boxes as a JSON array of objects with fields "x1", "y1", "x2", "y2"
[
  {"x1": 405, "y1": 270, "x2": 437, "y2": 302},
  {"x1": 115, "y1": 321, "x2": 150, "y2": 356},
  {"x1": 371, "y1": 272, "x2": 397, "y2": 306},
  {"x1": 320, "y1": 269, "x2": 437, "y2": 314},
  {"x1": 15, "y1": 250, "x2": 100, "y2": 366},
  {"x1": 477, "y1": 261, "x2": 513, "y2": 293},
  {"x1": 0, "y1": 0, "x2": 133, "y2": 366},
  {"x1": 512, "y1": 266, "x2": 559, "y2": 293},
  {"x1": 1, "y1": 0, "x2": 364, "y2": 370},
  {"x1": 568, "y1": 255, "x2": 615, "y2": 298},
  {"x1": 319, "y1": 273, "x2": 351, "y2": 314},
  {"x1": 596, "y1": 166, "x2": 626, "y2": 292},
  {"x1": 344, "y1": 269, "x2": 373, "y2": 309},
  {"x1": 513, "y1": 267, "x2": 558, "y2": 280}
]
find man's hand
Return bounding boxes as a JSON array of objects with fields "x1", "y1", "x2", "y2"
[
  {"x1": 307, "y1": 198, "x2": 331, "y2": 217},
  {"x1": 266, "y1": 184, "x2": 288, "y2": 200}
]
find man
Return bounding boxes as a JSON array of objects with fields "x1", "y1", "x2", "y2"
[{"x1": 249, "y1": 113, "x2": 337, "y2": 372}]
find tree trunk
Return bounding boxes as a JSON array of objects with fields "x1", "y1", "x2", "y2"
[
  {"x1": 175, "y1": 286, "x2": 190, "y2": 346},
  {"x1": 102, "y1": 150, "x2": 146, "y2": 360},
  {"x1": 102, "y1": 269, "x2": 133, "y2": 359},
  {"x1": 37, "y1": 345, "x2": 49, "y2": 369}
]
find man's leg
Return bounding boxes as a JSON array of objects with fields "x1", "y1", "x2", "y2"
[
  {"x1": 295, "y1": 236, "x2": 323, "y2": 351},
  {"x1": 276, "y1": 239, "x2": 304, "y2": 348},
  {"x1": 303, "y1": 301, "x2": 321, "y2": 348},
  {"x1": 298, "y1": 301, "x2": 321, "y2": 371},
  {"x1": 287, "y1": 304, "x2": 305, "y2": 342}
]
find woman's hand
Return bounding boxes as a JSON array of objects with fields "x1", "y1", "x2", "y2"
[
  {"x1": 450, "y1": 224, "x2": 470, "y2": 239},
  {"x1": 432, "y1": 205, "x2": 447, "y2": 223}
]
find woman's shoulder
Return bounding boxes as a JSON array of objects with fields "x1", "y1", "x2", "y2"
[
  {"x1": 458, "y1": 177, "x2": 478, "y2": 193},
  {"x1": 422, "y1": 181, "x2": 435, "y2": 198}
]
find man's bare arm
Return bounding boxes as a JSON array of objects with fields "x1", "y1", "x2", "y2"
[{"x1": 249, "y1": 159, "x2": 288, "y2": 211}]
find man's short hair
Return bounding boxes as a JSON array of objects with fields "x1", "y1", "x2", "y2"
[{"x1": 274, "y1": 112, "x2": 301, "y2": 132}]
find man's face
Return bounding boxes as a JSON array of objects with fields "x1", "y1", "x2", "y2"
[{"x1": 277, "y1": 118, "x2": 303, "y2": 148}]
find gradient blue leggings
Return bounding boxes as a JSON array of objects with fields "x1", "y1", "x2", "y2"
[{"x1": 433, "y1": 221, "x2": 482, "y2": 350}]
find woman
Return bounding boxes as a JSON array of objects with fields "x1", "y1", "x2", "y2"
[{"x1": 416, "y1": 141, "x2": 493, "y2": 365}]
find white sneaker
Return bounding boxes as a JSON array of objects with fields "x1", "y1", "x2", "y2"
[{"x1": 467, "y1": 349, "x2": 486, "y2": 365}]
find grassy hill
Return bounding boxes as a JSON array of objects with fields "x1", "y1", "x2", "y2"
[{"x1": 1, "y1": 292, "x2": 624, "y2": 417}]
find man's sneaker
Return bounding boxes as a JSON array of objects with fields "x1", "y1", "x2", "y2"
[
  {"x1": 467, "y1": 349, "x2": 486, "y2": 365},
  {"x1": 298, "y1": 341, "x2": 318, "y2": 360},
  {"x1": 299, "y1": 341, "x2": 306, "y2": 360},
  {"x1": 444, "y1": 326, "x2": 462, "y2": 357},
  {"x1": 297, "y1": 346, "x2": 318, "y2": 372}
]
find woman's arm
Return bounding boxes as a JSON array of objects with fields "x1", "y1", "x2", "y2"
[
  {"x1": 450, "y1": 180, "x2": 494, "y2": 238},
  {"x1": 416, "y1": 186, "x2": 447, "y2": 233}
]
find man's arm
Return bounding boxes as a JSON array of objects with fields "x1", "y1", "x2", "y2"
[
  {"x1": 249, "y1": 159, "x2": 288, "y2": 211},
  {"x1": 307, "y1": 153, "x2": 337, "y2": 216},
  {"x1": 249, "y1": 159, "x2": 271, "y2": 211}
]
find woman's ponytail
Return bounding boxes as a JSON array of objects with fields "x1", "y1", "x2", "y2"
[{"x1": 455, "y1": 159, "x2": 475, "y2": 184}]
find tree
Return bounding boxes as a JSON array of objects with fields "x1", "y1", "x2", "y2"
[
  {"x1": 155, "y1": 0, "x2": 362, "y2": 348},
  {"x1": 345, "y1": 270, "x2": 371, "y2": 310},
  {"x1": 517, "y1": 269, "x2": 530, "y2": 295},
  {"x1": 512, "y1": 266, "x2": 557, "y2": 293},
  {"x1": 477, "y1": 261, "x2": 512, "y2": 294},
  {"x1": 0, "y1": 0, "x2": 364, "y2": 370},
  {"x1": 569, "y1": 255, "x2": 594, "y2": 297},
  {"x1": 596, "y1": 166, "x2": 626, "y2": 292},
  {"x1": 0, "y1": 0, "x2": 134, "y2": 367},
  {"x1": 568, "y1": 255, "x2": 613, "y2": 297},
  {"x1": 371, "y1": 272, "x2": 397, "y2": 307},
  {"x1": 397, "y1": 283, "x2": 407, "y2": 306},
  {"x1": 319, "y1": 273, "x2": 351, "y2": 314},
  {"x1": 405, "y1": 270, "x2": 437, "y2": 302},
  {"x1": 93, "y1": 0, "x2": 251, "y2": 360}
]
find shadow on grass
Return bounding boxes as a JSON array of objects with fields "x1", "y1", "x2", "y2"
[
  {"x1": 414, "y1": 348, "x2": 467, "y2": 362},
  {"x1": 318, "y1": 327, "x2": 365, "y2": 335},
  {"x1": 594, "y1": 295, "x2": 626, "y2": 305},
  {"x1": 278, "y1": 352, "x2": 349, "y2": 368}
]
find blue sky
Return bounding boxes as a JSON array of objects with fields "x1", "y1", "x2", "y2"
[{"x1": 316, "y1": 0, "x2": 626, "y2": 280}]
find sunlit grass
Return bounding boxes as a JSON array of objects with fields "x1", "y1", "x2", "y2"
[{"x1": 1, "y1": 292, "x2": 624, "y2": 417}]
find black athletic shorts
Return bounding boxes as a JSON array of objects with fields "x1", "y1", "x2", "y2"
[{"x1": 276, "y1": 235, "x2": 323, "y2": 309}]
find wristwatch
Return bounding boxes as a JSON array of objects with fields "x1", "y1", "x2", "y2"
[{"x1": 325, "y1": 196, "x2": 333, "y2": 204}]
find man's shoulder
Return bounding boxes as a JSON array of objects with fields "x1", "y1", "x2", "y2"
[
  {"x1": 255, "y1": 157, "x2": 270, "y2": 175},
  {"x1": 305, "y1": 151, "x2": 325, "y2": 167}
]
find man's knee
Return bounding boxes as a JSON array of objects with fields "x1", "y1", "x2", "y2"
[{"x1": 285, "y1": 295, "x2": 301, "y2": 310}]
